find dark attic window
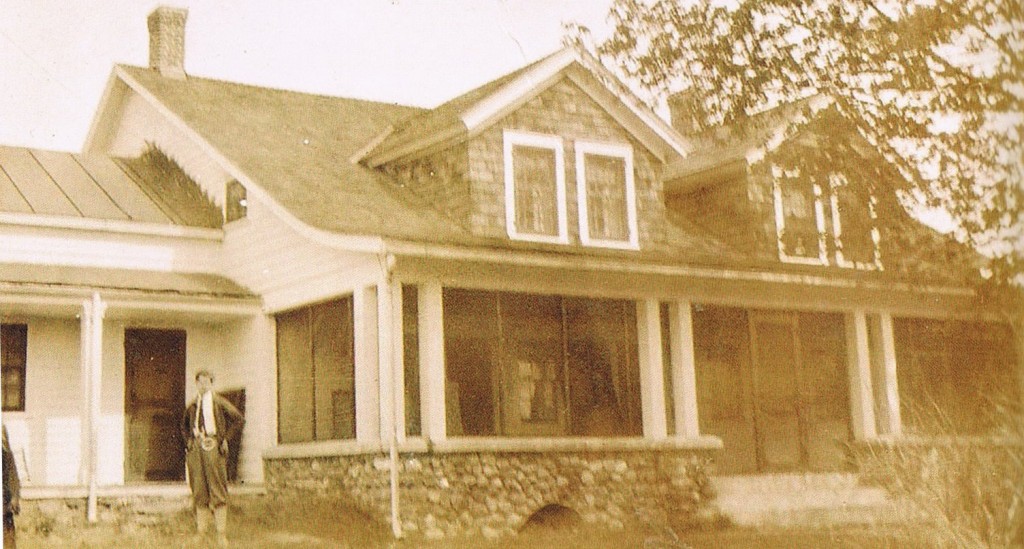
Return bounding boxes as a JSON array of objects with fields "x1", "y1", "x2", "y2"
[
  {"x1": 226, "y1": 180, "x2": 247, "y2": 222},
  {"x1": 120, "y1": 144, "x2": 223, "y2": 228}
]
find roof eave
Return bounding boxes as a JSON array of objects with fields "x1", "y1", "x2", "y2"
[{"x1": 664, "y1": 156, "x2": 749, "y2": 194}]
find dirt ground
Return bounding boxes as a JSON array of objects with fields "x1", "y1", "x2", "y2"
[{"x1": 13, "y1": 495, "x2": 916, "y2": 548}]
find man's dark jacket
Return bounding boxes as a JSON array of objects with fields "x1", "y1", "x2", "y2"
[{"x1": 180, "y1": 394, "x2": 245, "y2": 448}]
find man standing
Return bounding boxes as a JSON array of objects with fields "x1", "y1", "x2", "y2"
[{"x1": 181, "y1": 370, "x2": 244, "y2": 547}]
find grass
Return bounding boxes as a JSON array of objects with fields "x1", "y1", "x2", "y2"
[{"x1": 15, "y1": 494, "x2": 916, "y2": 549}]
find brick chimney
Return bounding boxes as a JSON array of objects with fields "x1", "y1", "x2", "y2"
[
  {"x1": 147, "y1": 6, "x2": 188, "y2": 79},
  {"x1": 667, "y1": 88, "x2": 703, "y2": 136}
]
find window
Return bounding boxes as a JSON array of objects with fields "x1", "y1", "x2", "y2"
[
  {"x1": 276, "y1": 298, "x2": 355, "y2": 443},
  {"x1": 503, "y1": 131, "x2": 567, "y2": 243},
  {"x1": 1, "y1": 324, "x2": 27, "y2": 412},
  {"x1": 225, "y1": 180, "x2": 247, "y2": 223},
  {"x1": 773, "y1": 168, "x2": 882, "y2": 269},
  {"x1": 773, "y1": 169, "x2": 827, "y2": 264},
  {"x1": 830, "y1": 174, "x2": 882, "y2": 269},
  {"x1": 575, "y1": 141, "x2": 639, "y2": 249}
]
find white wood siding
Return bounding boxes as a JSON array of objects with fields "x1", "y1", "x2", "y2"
[
  {"x1": 0, "y1": 224, "x2": 221, "y2": 273},
  {"x1": 2, "y1": 316, "x2": 260, "y2": 487},
  {"x1": 222, "y1": 198, "x2": 380, "y2": 312},
  {"x1": 107, "y1": 92, "x2": 233, "y2": 206},
  {"x1": 213, "y1": 315, "x2": 276, "y2": 483}
]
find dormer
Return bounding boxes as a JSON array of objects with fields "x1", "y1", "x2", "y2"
[
  {"x1": 664, "y1": 97, "x2": 889, "y2": 271},
  {"x1": 359, "y1": 48, "x2": 689, "y2": 252}
]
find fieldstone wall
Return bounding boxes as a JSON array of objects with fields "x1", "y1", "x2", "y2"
[{"x1": 265, "y1": 448, "x2": 715, "y2": 539}]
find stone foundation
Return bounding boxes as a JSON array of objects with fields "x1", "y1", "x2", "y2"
[{"x1": 265, "y1": 441, "x2": 717, "y2": 539}]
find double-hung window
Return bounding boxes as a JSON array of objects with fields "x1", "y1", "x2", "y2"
[
  {"x1": 503, "y1": 131, "x2": 568, "y2": 243},
  {"x1": 829, "y1": 174, "x2": 882, "y2": 269},
  {"x1": 773, "y1": 170, "x2": 827, "y2": 264},
  {"x1": 773, "y1": 167, "x2": 882, "y2": 269},
  {"x1": 2, "y1": 324, "x2": 27, "y2": 412},
  {"x1": 575, "y1": 141, "x2": 639, "y2": 249}
]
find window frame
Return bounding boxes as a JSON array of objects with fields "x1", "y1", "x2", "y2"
[
  {"x1": 773, "y1": 178, "x2": 828, "y2": 265},
  {"x1": 574, "y1": 140, "x2": 640, "y2": 250},
  {"x1": 829, "y1": 175, "x2": 883, "y2": 270},
  {"x1": 1, "y1": 323, "x2": 27, "y2": 412},
  {"x1": 503, "y1": 130, "x2": 568, "y2": 244}
]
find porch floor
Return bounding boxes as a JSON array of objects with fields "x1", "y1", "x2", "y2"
[{"x1": 22, "y1": 482, "x2": 266, "y2": 500}]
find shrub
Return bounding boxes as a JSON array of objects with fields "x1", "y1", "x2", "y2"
[{"x1": 857, "y1": 398, "x2": 1023, "y2": 548}]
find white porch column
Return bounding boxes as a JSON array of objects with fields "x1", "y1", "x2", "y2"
[
  {"x1": 668, "y1": 301, "x2": 700, "y2": 438},
  {"x1": 636, "y1": 298, "x2": 668, "y2": 439},
  {"x1": 376, "y1": 281, "x2": 405, "y2": 443},
  {"x1": 354, "y1": 285, "x2": 381, "y2": 443},
  {"x1": 846, "y1": 310, "x2": 878, "y2": 440},
  {"x1": 83, "y1": 292, "x2": 105, "y2": 523},
  {"x1": 418, "y1": 282, "x2": 446, "y2": 442},
  {"x1": 79, "y1": 299, "x2": 92, "y2": 486},
  {"x1": 877, "y1": 312, "x2": 902, "y2": 436}
]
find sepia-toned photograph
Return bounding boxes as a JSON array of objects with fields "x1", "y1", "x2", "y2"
[{"x1": 1, "y1": 1, "x2": 1021, "y2": 547}]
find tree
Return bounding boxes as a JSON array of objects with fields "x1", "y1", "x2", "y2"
[{"x1": 571, "y1": 0, "x2": 1022, "y2": 381}]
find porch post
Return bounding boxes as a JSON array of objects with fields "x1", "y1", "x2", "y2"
[
  {"x1": 79, "y1": 299, "x2": 92, "y2": 487},
  {"x1": 418, "y1": 282, "x2": 446, "y2": 442},
  {"x1": 845, "y1": 310, "x2": 877, "y2": 440},
  {"x1": 668, "y1": 301, "x2": 700, "y2": 438},
  {"x1": 354, "y1": 285, "x2": 381, "y2": 443},
  {"x1": 636, "y1": 298, "x2": 668, "y2": 439},
  {"x1": 85, "y1": 292, "x2": 105, "y2": 523},
  {"x1": 877, "y1": 312, "x2": 902, "y2": 436},
  {"x1": 377, "y1": 281, "x2": 405, "y2": 443}
]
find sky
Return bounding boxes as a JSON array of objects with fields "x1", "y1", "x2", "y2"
[{"x1": 0, "y1": 0, "x2": 616, "y2": 152}]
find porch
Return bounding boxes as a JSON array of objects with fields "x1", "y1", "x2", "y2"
[
  {"x1": 1, "y1": 264, "x2": 267, "y2": 521},
  {"x1": 263, "y1": 254, "x2": 1016, "y2": 537}
]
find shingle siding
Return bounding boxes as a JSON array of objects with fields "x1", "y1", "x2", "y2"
[
  {"x1": 467, "y1": 78, "x2": 668, "y2": 247},
  {"x1": 666, "y1": 177, "x2": 768, "y2": 257},
  {"x1": 381, "y1": 144, "x2": 472, "y2": 227}
]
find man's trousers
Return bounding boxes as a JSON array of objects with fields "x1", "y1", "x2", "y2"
[{"x1": 186, "y1": 443, "x2": 228, "y2": 509}]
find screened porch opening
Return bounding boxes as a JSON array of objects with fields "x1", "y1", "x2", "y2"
[
  {"x1": 895, "y1": 318, "x2": 1019, "y2": 436},
  {"x1": 442, "y1": 288, "x2": 642, "y2": 438},
  {"x1": 275, "y1": 296, "x2": 356, "y2": 443}
]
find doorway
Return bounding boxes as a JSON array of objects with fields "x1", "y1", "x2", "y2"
[
  {"x1": 695, "y1": 308, "x2": 852, "y2": 474},
  {"x1": 124, "y1": 328, "x2": 186, "y2": 482}
]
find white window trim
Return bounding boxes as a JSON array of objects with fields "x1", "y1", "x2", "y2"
[
  {"x1": 830, "y1": 179, "x2": 883, "y2": 270},
  {"x1": 574, "y1": 140, "x2": 640, "y2": 250},
  {"x1": 503, "y1": 130, "x2": 568, "y2": 244},
  {"x1": 773, "y1": 179, "x2": 828, "y2": 265}
]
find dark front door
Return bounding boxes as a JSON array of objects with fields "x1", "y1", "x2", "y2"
[{"x1": 124, "y1": 328, "x2": 186, "y2": 482}]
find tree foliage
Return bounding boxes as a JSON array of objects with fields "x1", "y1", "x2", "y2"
[{"x1": 572, "y1": 0, "x2": 1021, "y2": 291}]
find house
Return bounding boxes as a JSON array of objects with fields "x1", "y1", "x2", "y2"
[{"x1": 1, "y1": 6, "x2": 1018, "y2": 537}]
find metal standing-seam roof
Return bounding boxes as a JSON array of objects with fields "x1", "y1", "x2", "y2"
[{"x1": 0, "y1": 145, "x2": 173, "y2": 223}]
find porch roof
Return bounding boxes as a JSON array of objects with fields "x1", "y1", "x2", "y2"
[
  {"x1": 0, "y1": 145, "x2": 199, "y2": 225},
  {"x1": 0, "y1": 263, "x2": 254, "y2": 300}
]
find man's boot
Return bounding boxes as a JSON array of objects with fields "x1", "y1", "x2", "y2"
[
  {"x1": 195, "y1": 507, "x2": 212, "y2": 533},
  {"x1": 192, "y1": 507, "x2": 211, "y2": 544},
  {"x1": 213, "y1": 505, "x2": 228, "y2": 547}
]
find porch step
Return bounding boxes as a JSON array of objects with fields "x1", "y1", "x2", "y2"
[{"x1": 712, "y1": 473, "x2": 901, "y2": 527}]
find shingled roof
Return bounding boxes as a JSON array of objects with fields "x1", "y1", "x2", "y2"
[
  {"x1": 120, "y1": 65, "x2": 471, "y2": 243},
  {"x1": 115, "y1": 62, "x2": 740, "y2": 264}
]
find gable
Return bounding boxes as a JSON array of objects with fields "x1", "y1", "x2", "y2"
[
  {"x1": 666, "y1": 107, "x2": 976, "y2": 281},
  {"x1": 360, "y1": 49, "x2": 689, "y2": 168},
  {"x1": 464, "y1": 77, "x2": 666, "y2": 248}
]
